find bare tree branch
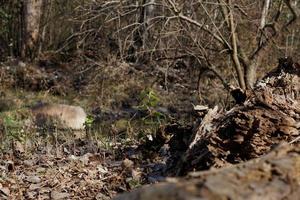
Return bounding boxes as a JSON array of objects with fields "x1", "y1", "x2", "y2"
[
  {"x1": 283, "y1": 0, "x2": 299, "y2": 28},
  {"x1": 227, "y1": 0, "x2": 246, "y2": 90},
  {"x1": 260, "y1": 0, "x2": 271, "y2": 29},
  {"x1": 165, "y1": 0, "x2": 231, "y2": 49}
]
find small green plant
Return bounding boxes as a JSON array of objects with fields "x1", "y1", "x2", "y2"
[
  {"x1": 137, "y1": 88, "x2": 166, "y2": 123},
  {"x1": 84, "y1": 115, "x2": 94, "y2": 129},
  {"x1": 136, "y1": 88, "x2": 168, "y2": 141},
  {"x1": 1, "y1": 112, "x2": 26, "y2": 142},
  {"x1": 0, "y1": 8, "x2": 10, "y2": 35},
  {"x1": 138, "y1": 88, "x2": 160, "y2": 110},
  {"x1": 127, "y1": 178, "x2": 142, "y2": 189}
]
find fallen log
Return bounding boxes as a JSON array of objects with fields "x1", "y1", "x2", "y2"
[
  {"x1": 115, "y1": 58, "x2": 300, "y2": 199},
  {"x1": 115, "y1": 143, "x2": 300, "y2": 200},
  {"x1": 175, "y1": 57, "x2": 300, "y2": 174}
]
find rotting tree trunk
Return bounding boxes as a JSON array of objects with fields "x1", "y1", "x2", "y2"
[
  {"x1": 114, "y1": 143, "x2": 300, "y2": 200},
  {"x1": 176, "y1": 57, "x2": 300, "y2": 174},
  {"x1": 21, "y1": 0, "x2": 43, "y2": 60},
  {"x1": 115, "y1": 58, "x2": 300, "y2": 200}
]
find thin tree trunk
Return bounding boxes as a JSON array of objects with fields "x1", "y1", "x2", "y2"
[
  {"x1": 127, "y1": 0, "x2": 155, "y2": 63},
  {"x1": 244, "y1": 56, "x2": 262, "y2": 89},
  {"x1": 38, "y1": 0, "x2": 49, "y2": 55},
  {"x1": 260, "y1": 0, "x2": 271, "y2": 29},
  {"x1": 243, "y1": 0, "x2": 271, "y2": 89},
  {"x1": 21, "y1": 0, "x2": 43, "y2": 60}
]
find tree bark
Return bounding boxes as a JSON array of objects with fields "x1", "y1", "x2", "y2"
[
  {"x1": 21, "y1": 0, "x2": 43, "y2": 60},
  {"x1": 114, "y1": 143, "x2": 300, "y2": 200}
]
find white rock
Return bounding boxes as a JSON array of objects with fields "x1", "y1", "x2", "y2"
[{"x1": 31, "y1": 103, "x2": 87, "y2": 130}]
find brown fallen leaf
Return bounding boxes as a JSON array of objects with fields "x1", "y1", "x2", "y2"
[
  {"x1": 29, "y1": 183, "x2": 42, "y2": 191},
  {"x1": 122, "y1": 159, "x2": 134, "y2": 170},
  {"x1": 25, "y1": 175, "x2": 41, "y2": 183},
  {"x1": 0, "y1": 186, "x2": 10, "y2": 197},
  {"x1": 51, "y1": 191, "x2": 70, "y2": 200},
  {"x1": 13, "y1": 141, "x2": 25, "y2": 154}
]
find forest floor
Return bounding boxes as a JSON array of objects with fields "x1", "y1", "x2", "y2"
[
  {"x1": 0, "y1": 57, "x2": 299, "y2": 199},
  {"x1": 0, "y1": 57, "x2": 233, "y2": 199}
]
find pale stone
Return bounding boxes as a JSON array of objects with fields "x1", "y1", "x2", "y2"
[{"x1": 31, "y1": 103, "x2": 87, "y2": 130}]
